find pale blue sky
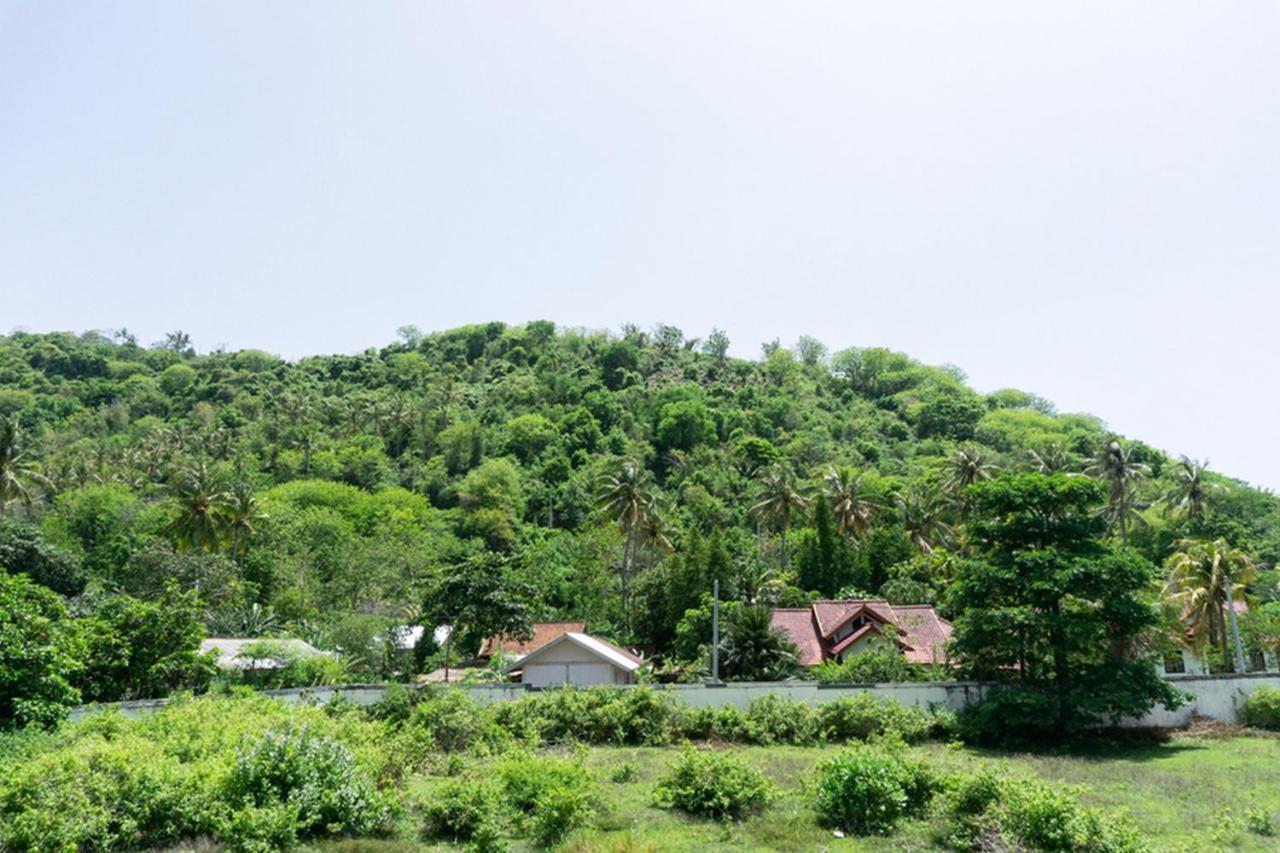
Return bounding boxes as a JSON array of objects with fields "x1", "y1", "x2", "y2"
[{"x1": 2, "y1": 3, "x2": 1278, "y2": 488}]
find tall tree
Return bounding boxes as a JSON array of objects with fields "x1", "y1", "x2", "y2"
[
  {"x1": 947, "y1": 473, "x2": 1183, "y2": 741},
  {"x1": 1163, "y1": 538, "x2": 1256, "y2": 672},
  {"x1": 0, "y1": 418, "x2": 50, "y2": 515},
  {"x1": 821, "y1": 465, "x2": 880, "y2": 542},
  {"x1": 751, "y1": 464, "x2": 809, "y2": 569},
  {"x1": 164, "y1": 463, "x2": 230, "y2": 553},
  {"x1": 897, "y1": 486, "x2": 954, "y2": 555},
  {"x1": 946, "y1": 445, "x2": 999, "y2": 505},
  {"x1": 224, "y1": 481, "x2": 269, "y2": 559},
  {"x1": 420, "y1": 553, "x2": 534, "y2": 681},
  {"x1": 1085, "y1": 440, "x2": 1149, "y2": 546},
  {"x1": 596, "y1": 460, "x2": 664, "y2": 610},
  {"x1": 719, "y1": 604, "x2": 799, "y2": 681},
  {"x1": 1162, "y1": 457, "x2": 1217, "y2": 521}
]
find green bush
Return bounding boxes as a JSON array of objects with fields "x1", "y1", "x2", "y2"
[
  {"x1": 1244, "y1": 686, "x2": 1280, "y2": 730},
  {"x1": 815, "y1": 693, "x2": 935, "y2": 743},
  {"x1": 812, "y1": 743, "x2": 937, "y2": 836},
  {"x1": 652, "y1": 746, "x2": 775, "y2": 820},
  {"x1": 492, "y1": 686, "x2": 689, "y2": 746},
  {"x1": 529, "y1": 784, "x2": 596, "y2": 847},
  {"x1": 936, "y1": 767, "x2": 1003, "y2": 850},
  {"x1": 737, "y1": 694, "x2": 821, "y2": 745},
  {"x1": 418, "y1": 778, "x2": 505, "y2": 843},
  {"x1": 610, "y1": 760, "x2": 639, "y2": 783},
  {"x1": 226, "y1": 724, "x2": 395, "y2": 840},
  {"x1": 402, "y1": 689, "x2": 512, "y2": 756},
  {"x1": 495, "y1": 753, "x2": 592, "y2": 815}
]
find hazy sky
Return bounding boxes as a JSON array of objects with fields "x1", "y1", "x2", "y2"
[{"x1": 2, "y1": 3, "x2": 1278, "y2": 488}]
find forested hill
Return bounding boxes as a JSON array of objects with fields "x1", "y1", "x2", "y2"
[{"x1": 2, "y1": 322, "x2": 1278, "y2": 665}]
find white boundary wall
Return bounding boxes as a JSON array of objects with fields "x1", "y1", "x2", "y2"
[{"x1": 69, "y1": 674, "x2": 1280, "y2": 727}]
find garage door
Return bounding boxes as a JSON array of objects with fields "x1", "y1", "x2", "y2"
[{"x1": 524, "y1": 662, "x2": 616, "y2": 687}]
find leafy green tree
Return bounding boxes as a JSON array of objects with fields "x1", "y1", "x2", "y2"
[
  {"x1": 0, "y1": 517, "x2": 85, "y2": 596},
  {"x1": 794, "y1": 499, "x2": 851, "y2": 596},
  {"x1": 720, "y1": 604, "x2": 799, "y2": 681},
  {"x1": 0, "y1": 572, "x2": 82, "y2": 728},
  {"x1": 1162, "y1": 538, "x2": 1256, "y2": 672},
  {"x1": 947, "y1": 473, "x2": 1183, "y2": 741},
  {"x1": 76, "y1": 586, "x2": 217, "y2": 702},
  {"x1": 655, "y1": 399, "x2": 717, "y2": 453},
  {"x1": 421, "y1": 553, "x2": 534, "y2": 680}
]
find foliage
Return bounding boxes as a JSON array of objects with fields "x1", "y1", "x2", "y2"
[
  {"x1": 812, "y1": 742, "x2": 937, "y2": 836},
  {"x1": 812, "y1": 635, "x2": 927, "y2": 684},
  {"x1": 948, "y1": 473, "x2": 1185, "y2": 742},
  {"x1": 0, "y1": 572, "x2": 82, "y2": 728},
  {"x1": 813, "y1": 693, "x2": 937, "y2": 743},
  {"x1": 719, "y1": 604, "x2": 799, "y2": 681},
  {"x1": 1244, "y1": 686, "x2": 1280, "y2": 730},
  {"x1": 418, "y1": 777, "x2": 505, "y2": 843},
  {"x1": 652, "y1": 746, "x2": 775, "y2": 820}
]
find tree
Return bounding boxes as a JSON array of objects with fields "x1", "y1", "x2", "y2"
[
  {"x1": 897, "y1": 487, "x2": 953, "y2": 555},
  {"x1": 720, "y1": 604, "x2": 799, "y2": 681},
  {"x1": 794, "y1": 499, "x2": 850, "y2": 596},
  {"x1": 0, "y1": 517, "x2": 85, "y2": 596},
  {"x1": 0, "y1": 572, "x2": 82, "y2": 728},
  {"x1": 1085, "y1": 440, "x2": 1149, "y2": 546},
  {"x1": 701, "y1": 328, "x2": 730, "y2": 360},
  {"x1": 224, "y1": 481, "x2": 268, "y2": 559},
  {"x1": 596, "y1": 460, "x2": 664, "y2": 610},
  {"x1": 165, "y1": 463, "x2": 230, "y2": 553},
  {"x1": 0, "y1": 417, "x2": 51, "y2": 514},
  {"x1": 752, "y1": 464, "x2": 809, "y2": 569},
  {"x1": 420, "y1": 553, "x2": 534, "y2": 681},
  {"x1": 946, "y1": 473, "x2": 1184, "y2": 742},
  {"x1": 76, "y1": 586, "x2": 218, "y2": 702},
  {"x1": 1163, "y1": 538, "x2": 1256, "y2": 672},
  {"x1": 821, "y1": 466, "x2": 880, "y2": 543},
  {"x1": 945, "y1": 445, "x2": 999, "y2": 500},
  {"x1": 1162, "y1": 457, "x2": 1218, "y2": 521}
]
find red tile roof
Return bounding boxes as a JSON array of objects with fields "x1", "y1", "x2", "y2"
[
  {"x1": 479, "y1": 621, "x2": 586, "y2": 658},
  {"x1": 769, "y1": 600, "x2": 953, "y2": 667}
]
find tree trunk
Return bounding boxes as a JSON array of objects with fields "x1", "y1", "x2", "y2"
[
  {"x1": 444, "y1": 629, "x2": 452, "y2": 682},
  {"x1": 1051, "y1": 605, "x2": 1069, "y2": 736}
]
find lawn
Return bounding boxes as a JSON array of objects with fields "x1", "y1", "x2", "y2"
[{"x1": 391, "y1": 734, "x2": 1280, "y2": 852}]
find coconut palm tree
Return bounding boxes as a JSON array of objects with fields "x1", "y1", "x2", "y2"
[
  {"x1": 165, "y1": 462, "x2": 231, "y2": 553},
  {"x1": 1086, "y1": 440, "x2": 1149, "y2": 545},
  {"x1": 0, "y1": 417, "x2": 50, "y2": 514},
  {"x1": 596, "y1": 460, "x2": 664, "y2": 608},
  {"x1": 1162, "y1": 456, "x2": 1218, "y2": 521},
  {"x1": 1027, "y1": 444, "x2": 1075, "y2": 475},
  {"x1": 820, "y1": 465, "x2": 880, "y2": 542},
  {"x1": 720, "y1": 604, "x2": 799, "y2": 681},
  {"x1": 732, "y1": 559, "x2": 786, "y2": 605},
  {"x1": 751, "y1": 464, "x2": 809, "y2": 569},
  {"x1": 224, "y1": 481, "x2": 269, "y2": 559},
  {"x1": 1163, "y1": 538, "x2": 1256, "y2": 672},
  {"x1": 946, "y1": 446, "x2": 1000, "y2": 516},
  {"x1": 898, "y1": 486, "x2": 954, "y2": 555}
]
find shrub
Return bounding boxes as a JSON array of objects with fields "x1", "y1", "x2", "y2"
[
  {"x1": 493, "y1": 687, "x2": 689, "y2": 746},
  {"x1": 1244, "y1": 686, "x2": 1280, "y2": 730},
  {"x1": 226, "y1": 723, "x2": 395, "y2": 840},
  {"x1": 530, "y1": 784, "x2": 596, "y2": 847},
  {"x1": 402, "y1": 689, "x2": 511, "y2": 756},
  {"x1": 418, "y1": 778, "x2": 504, "y2": 843},
  {"x1": 737, "y1": 694, "x2": 821, "y2": 745},
  {"x1": 652, "y1": 746, "x2": 775, "y2": 820},
  {"x1": 812, "y1": 743, "x2": 937, "y2": 836},
  {"x1": 610, "y1": 760, "x2": 638, "y2": 783},
  {"x1": 494, "y1": 753, "x2": 596, "y2": 845},
  {"x1": 1247, "y1": 807, "x2": 1274, "y2": 837},
  {"x1": 936, "y1": 767, "x2": 1003, "y2": 850},
  {"x1": 956, "y1": 685, "x2": 1060, "y2": 746},
  {"x1": 815, "y1": 693, "x2": 934, "y2": 744}
]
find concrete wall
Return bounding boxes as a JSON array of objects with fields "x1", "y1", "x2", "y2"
[{"x1": 69, "y1": 674, "x2": 1280, "y2": 727}]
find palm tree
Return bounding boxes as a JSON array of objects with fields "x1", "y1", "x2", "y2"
[
  {"x1": 1163, "y1": 538, "x2": 1256, "y2": 672},
  {"x1": 751, "y1": 464, "x2": 809, "y2": 569},
  {"x1": 898, "y1": 487, "x2": 954, "y2": 555},
  {"x1": 732, "y1": 559, "x2": 785, "y2": 605},
  {"x1": 1027, "y1": 444, "x2": 1075, "y2": 475},
  {"x1": 596, "y1": 460, "x2": 664, "y2": 608},
  {"x1": 821, "y1": 465, "x2": 880, "y2": 542},
  {"x1": 0, "y1": 417, "x2": 51, "y2": 514},
  {"x1": 946, "y1": 445, "x2": 999, "y2": 514},
  {"x1": 1086, "y1": 440, "x2": 1149, "y2": 545},
  {"x1": 1162, "y1": 456, "x2": 1217, "y2": 521},
  {"x1": 165, "y1": 463, "x2": 231, "y2": 553},
  {"x1": 720, "y1": 605, "x2": 799, "y2": 681},
  {"x1": 224, "y1": 481, "x2": 269, "y2": 559}
]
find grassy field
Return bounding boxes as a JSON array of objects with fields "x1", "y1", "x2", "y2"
[{"x1": 377, "y1": 734, "x2": 1280, "y2": 852}]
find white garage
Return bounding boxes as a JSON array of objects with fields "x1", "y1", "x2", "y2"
[{"x1": 505, "y1": 632, "x2": 642, "y2": 687}]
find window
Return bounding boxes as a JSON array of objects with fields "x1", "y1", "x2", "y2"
[
  {"x1": 1162, "y1": 653, "x2": 1185, "y2": 674},
  {"x1": 1249, "y1": 649, "x2": 1267, "y2": 673}
]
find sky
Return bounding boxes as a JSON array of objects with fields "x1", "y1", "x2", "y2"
[{"x1": 1, "y1": 3, "x2": 1278, "y2": 488}]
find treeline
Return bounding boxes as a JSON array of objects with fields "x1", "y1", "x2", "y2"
[{"x1": 1, "y1": 322, "x2": 1279, "y2": 697}]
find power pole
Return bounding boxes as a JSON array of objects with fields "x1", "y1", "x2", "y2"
[
  {"x1": 711, "y1": 579, "x2": 720, "y2": 683},
  {"x1": 1223, "y1": 569, "x2": 1248, "y2": 674}
]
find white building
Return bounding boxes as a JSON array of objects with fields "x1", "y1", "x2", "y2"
[{"x1": 503, "y1": 632, "x2": 643, "y2": 687}]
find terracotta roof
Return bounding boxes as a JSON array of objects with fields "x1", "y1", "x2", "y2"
[
  {"x1": 480, "y1": 621, "x2": 585, "y2": 658},
  {"x1": 769, "y1": 600, "x2": 953, "y2": 668}
]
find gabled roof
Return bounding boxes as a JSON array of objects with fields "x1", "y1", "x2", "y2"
[
  {"x1": 502, "y1": 632, "x2": 642, "y2": 674},
  {"x1": 480, "y1": 621, "x2": 586, "y2": 658},
  {"x1": 769, "y1": 600, "x2": 953, "y2": 667}
]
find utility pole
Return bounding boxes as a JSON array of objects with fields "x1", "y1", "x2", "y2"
[
  {"x1": 1223, "y1": 569, "x2": 1248, "y2": 674},
  {"x1": 711, "y1": 579, "x2": 720, "y2": 683}
]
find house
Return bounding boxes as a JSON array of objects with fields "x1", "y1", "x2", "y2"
[
  {"x1": 1164, "y1": 600, "x2": 1277, "y2": 675},
  {"x1": 769, "y1": 600, "x2": 953, "y2": 667},
  {"x1": 199, "y1": 637, "x2": 326, "y2": 671},
  {"x1": 502, "y1": 631, "x2": 643, "y2": 687},
  {"x1": 479, "y1": 621, "x2": 587, "y2": 660}
]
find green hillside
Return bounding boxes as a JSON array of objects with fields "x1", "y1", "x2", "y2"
[{"x1": 2, "y1": 322, "x2": 1277, "y2": 675}]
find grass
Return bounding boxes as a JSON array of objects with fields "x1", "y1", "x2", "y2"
[{"x1": 387, "y1": 734, "x2": 1280, "y2": 852}]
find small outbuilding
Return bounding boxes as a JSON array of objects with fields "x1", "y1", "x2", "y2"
[{"x1": 503, "y1": 632, "x2": 642, "y2": 687}]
